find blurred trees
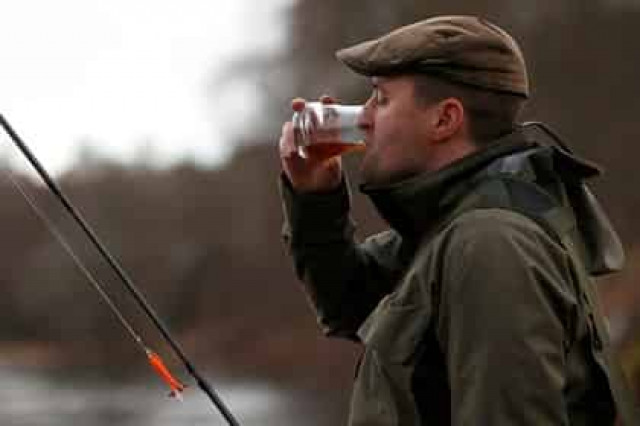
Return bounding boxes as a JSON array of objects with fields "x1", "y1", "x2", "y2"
[{"x1": 0, "y1": 1, "x2": 638, "y2": 423}]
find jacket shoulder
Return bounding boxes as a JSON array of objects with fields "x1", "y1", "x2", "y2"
[
  {"x1": 450, "y1": 207, "x2": 552, "y2": 236},
  {"x1": 441, "y1": 207, "x2": 567, "y2": 260},
  {"x1": 414, "y1": 206, "x2": 561, "y2": 266}
]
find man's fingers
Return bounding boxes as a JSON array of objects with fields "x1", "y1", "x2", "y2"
[
  {"x1": 291, "y1": 97, "x2": 306, "y2": 112},
  {"x1": 294, "y1": 94, "x2": 338, "y2": 107},
  {"x1": 320, "y1": 94, "x2": 337, "y2": 104},
  {"x1": 279, "y1": 122, "x2": 300, "y2": 159}
]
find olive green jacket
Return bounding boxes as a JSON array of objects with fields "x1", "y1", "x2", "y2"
[{"x1": 280, "y1": 125, "x2": 637, "y2": 425}]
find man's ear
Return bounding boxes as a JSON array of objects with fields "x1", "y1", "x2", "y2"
[{"x1": 432, "y1": 98, "x2": 465, "y2": 142}]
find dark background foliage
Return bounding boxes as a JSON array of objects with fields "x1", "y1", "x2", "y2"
[{"x1": 1, "y1": 1, "x2": 638, "y2": 424}]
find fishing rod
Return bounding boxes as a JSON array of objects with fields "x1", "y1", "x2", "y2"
[
  {"x1": 0, "y1": 114, "x2": 240, "y2": 426},
  {"x1": 5, "y1": 169, "x2": 190, "y2": 397}
]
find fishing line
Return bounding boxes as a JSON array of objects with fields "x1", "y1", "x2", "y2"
[
  {"x1": 1, "y1": 169, "x2": 190, "y2": 397},
  {"x1": 3, "y1": 169, "x2": 146, "y2": 351},
  {"x1": 0, "y1": 114, "x2": 239, "y2": 426}
]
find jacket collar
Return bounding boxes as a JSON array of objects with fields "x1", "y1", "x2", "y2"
[
  {"x1": 359, "y1": 128, "x2": 535, "y2": 241},
  {"x1": 359, "y1": 124, "x2": 622, "y2": 276}
]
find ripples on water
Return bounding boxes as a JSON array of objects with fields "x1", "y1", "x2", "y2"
[{"x1": 0, "y1": 367, "x2": 338, "y2": 426}]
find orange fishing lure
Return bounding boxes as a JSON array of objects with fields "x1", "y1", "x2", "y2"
[{"x1": 146, "y1": 349, "x2": 187, "y2": 400}]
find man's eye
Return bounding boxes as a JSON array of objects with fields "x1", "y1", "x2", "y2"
[{"x1": 375, "y1": 89, "x2": 387, "y2": 104}]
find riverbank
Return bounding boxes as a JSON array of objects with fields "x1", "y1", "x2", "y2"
[{"x1": 0, "y1": 364, "x2": 347, "y2": 426}]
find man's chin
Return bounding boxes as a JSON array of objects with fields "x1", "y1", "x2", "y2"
[{"x1": 358, "y1": 160, "x2": 386, "y2": 187}]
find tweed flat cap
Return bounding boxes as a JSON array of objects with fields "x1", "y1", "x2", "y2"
[{"x1": 336, "y1": 16, "x2": 529, "y2": 97}]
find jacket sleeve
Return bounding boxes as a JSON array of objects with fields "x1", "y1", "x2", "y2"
[
  {"x1": 437, "y1": 209, "x2": 576, "y2": 425},
  {"x1": 280, "y1": 174, "x2": 402, "y2": 339}
]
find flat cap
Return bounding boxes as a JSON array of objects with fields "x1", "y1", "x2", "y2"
[{"x1": 336, "y1": 16, "x2": 529, "y2": 97}]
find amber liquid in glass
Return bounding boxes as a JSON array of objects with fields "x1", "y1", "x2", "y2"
[{"x1": 304, "y1": 141, "x2": 365, "y2": 162}]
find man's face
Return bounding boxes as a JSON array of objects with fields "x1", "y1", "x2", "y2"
[{"x1": 357, "y1": 76, "x2": 439, "y2": 186}]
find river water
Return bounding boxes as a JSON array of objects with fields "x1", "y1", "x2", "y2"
[{"x1": 0, "y1": 367, "x2": 341, "y2": 426}]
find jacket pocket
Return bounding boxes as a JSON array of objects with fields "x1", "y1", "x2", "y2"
[
  {"x1": 350, "y1": 295, "x2": 432, "y2": 426},
  {"x1": 357, "y1": 294, "x2": 431, "y2": 365}
]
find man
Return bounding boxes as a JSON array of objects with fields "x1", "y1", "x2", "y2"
[{"x1": 278, "y1": 16, "x2": 638, "y2": 425}]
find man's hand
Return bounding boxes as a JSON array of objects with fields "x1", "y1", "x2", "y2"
[{"x1": 279, "y1": 97, "x2": 343, "y2": 193}]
